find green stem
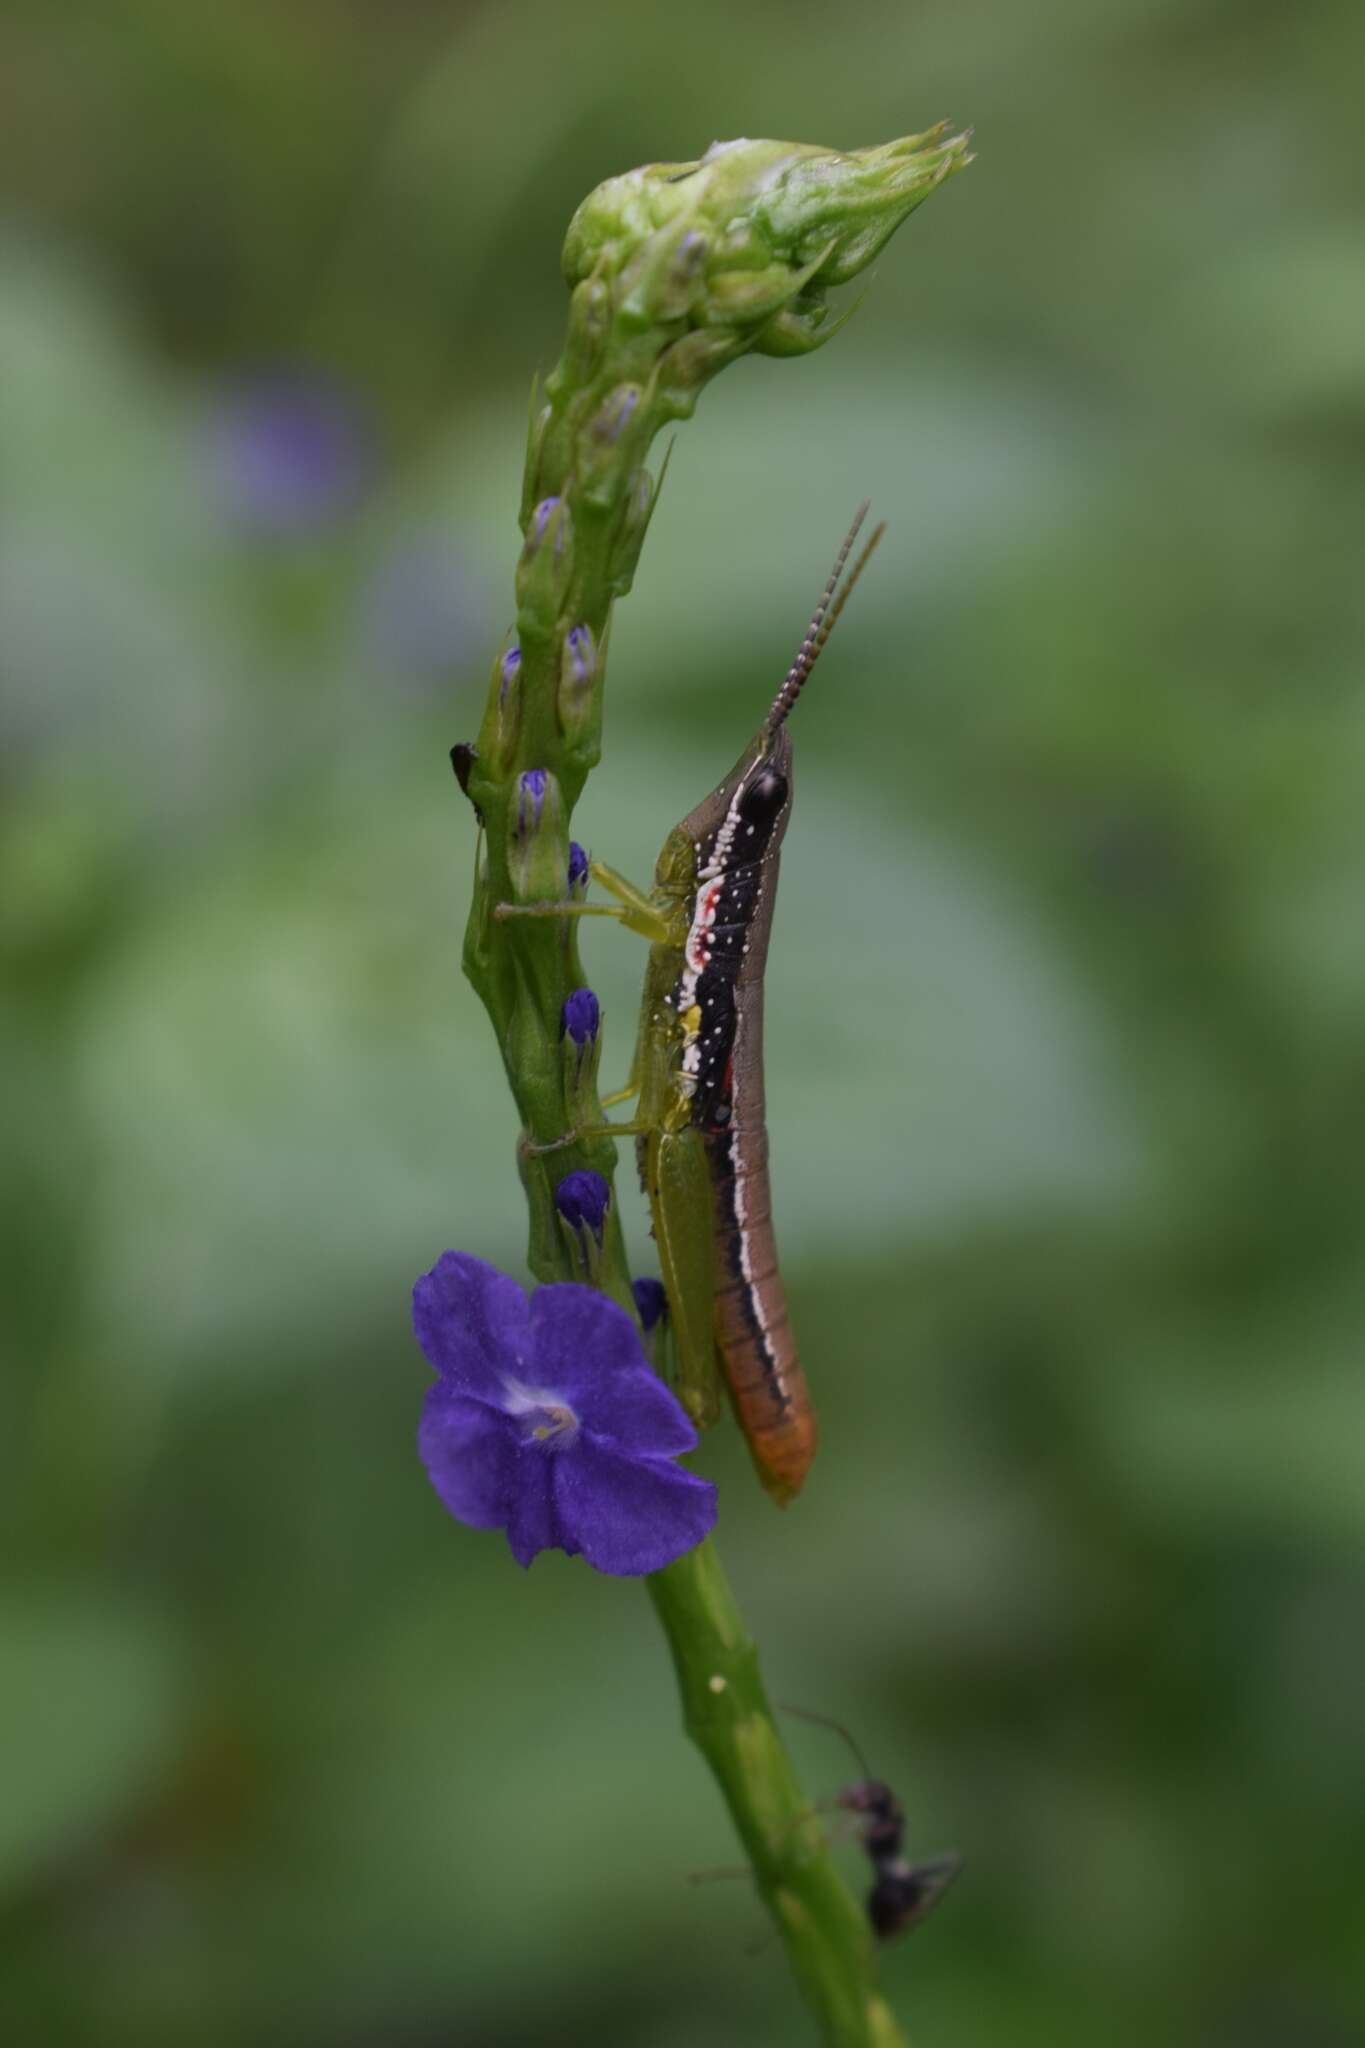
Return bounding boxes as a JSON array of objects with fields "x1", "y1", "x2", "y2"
[
  {"x1": 457, "y1": 131, "x2": 970, "y2": 2045},
  {"x1": 649, "y1": 1541, "x2": 908, "y2": 2047}
]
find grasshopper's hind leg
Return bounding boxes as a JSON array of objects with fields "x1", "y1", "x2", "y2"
[{"x1": 646, "y1": 1128, "x2": 723, "y2": 1429}]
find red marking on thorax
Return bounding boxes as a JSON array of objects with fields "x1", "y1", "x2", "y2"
[{"x1": 686, "y1": 880, "x2": 724, "y2": 971}]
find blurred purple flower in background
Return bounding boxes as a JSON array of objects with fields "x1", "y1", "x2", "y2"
[
  {"x1": 207, "y1": 370, "x2": 374, "y2": 536},
  {"x1": 413, "y1": 1252, "x2": 716, "y2": 1574}
]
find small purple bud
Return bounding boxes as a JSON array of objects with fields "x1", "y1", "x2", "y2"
[
  {"x1": 567, "y1": 841, "x2": 590, "y2": 892},
  {"x1": 517, "y1": 767, "x2": 547, "y2": 834},
  {"x1": 517, "y1": 498, "x2": 574, "y2": 629},
  {"x1": 500, "y1": 646, "x2": 521, "y2": 700},
  {"x1": 565, "y1": 625, "x2": 594, "y2": 685},
  {"x1": 633, "y1": 1278, "x2": 668, "y2": 1333},
  {"x1": 555, "y1": 1169, "x2": 611, "y2": 1241},
  {"x1": 594, "y1": 385, "x2": 641, "y2": 444},
  {"x1": 559, "y1": 987, "x2": 600, "y2": 1047}
]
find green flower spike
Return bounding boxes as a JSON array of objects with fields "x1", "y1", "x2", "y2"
[{"x1": 453, "y1": 131, "x2": 971, "y2": 2047}]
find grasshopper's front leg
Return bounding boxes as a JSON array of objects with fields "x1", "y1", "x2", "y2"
[
  {"x1": 495, "y1": 857, "x2": 676, "y2": 944},
  {"x1": 500, "y1": 858, "x2": 685, "y2": 1110}
]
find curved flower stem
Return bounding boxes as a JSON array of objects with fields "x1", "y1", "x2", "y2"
[{"x1": 458, "y1": 131, "x2": 970, "y2": 2045}]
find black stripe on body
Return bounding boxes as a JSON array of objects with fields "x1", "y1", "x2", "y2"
[{"x1": 704, "y1": 1128, "x2": 793, "y2": 1415}]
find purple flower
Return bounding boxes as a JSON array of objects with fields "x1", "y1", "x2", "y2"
[
  {"x1": 567, "y1": 841, "x2": 590, "y2": 894},
  {"x1": 414, "y1": 1253, "x2": 716, "y2": 1573},
  {"x1": 555, "y1": 1169, "x2": 611, "y2": 1240},
  {"x1": 560, "y1": 987, "x2": 600, "y2": 1046},
  {"x1": 633, "y1": 1277, "x2": 668, "y2": 1332}
]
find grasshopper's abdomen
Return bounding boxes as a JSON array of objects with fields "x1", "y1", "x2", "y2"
[{"x1": 705, "y1": 1115, "x2": 818, "y2": 1504}]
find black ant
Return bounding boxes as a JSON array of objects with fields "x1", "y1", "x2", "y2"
[{"x1": 780, "y1": 1705, "x2": 962, "y2": 1942}]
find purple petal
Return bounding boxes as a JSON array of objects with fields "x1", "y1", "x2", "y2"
[
  {"x1": 418, "y1": 1386, "x2": 519, "y2": 1529},
  {"x1": 554, "y1": 1436, "x2": 716, "y2": 1576},
  {"x1": 529, "y1": 1286, "x2": 698, "y2": 1452},
  {"x1": 413, "y1": 1252, "x2": 530, "y2": 1398},
  {"x1": 505, "y1": 1451, "x2": 580, "y2": 1569}
]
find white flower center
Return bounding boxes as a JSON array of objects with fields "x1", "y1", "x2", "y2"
[{"x1": 502, "y1": 1376, "x2": 580, "y2": 1445}]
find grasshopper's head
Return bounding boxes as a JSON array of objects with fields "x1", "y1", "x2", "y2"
[{"x1": 670, "y1": 724, "x2": 794, "y2": 883}]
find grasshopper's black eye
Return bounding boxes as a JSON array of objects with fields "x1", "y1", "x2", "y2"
[{"x1": 738, "y1": 768, "x2": 787, "y2": 825}]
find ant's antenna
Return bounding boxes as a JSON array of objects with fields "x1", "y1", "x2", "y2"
[
  {"x1": 775, "y1": 1702, "x2": 876, "y2": 1784},
  {"x1": 766, "y1": 502, "x2": 887, "y2": 734}
]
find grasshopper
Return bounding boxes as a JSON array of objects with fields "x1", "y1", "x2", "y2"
[{"x1": 501, "y1": 505, "x2": 884, "y2": 1504}]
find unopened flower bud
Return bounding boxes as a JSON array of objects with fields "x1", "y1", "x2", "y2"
[
  {"x1": 481, "y1": 641, "x2": 522, "y2": 770},
  {"x1": 754, "y1": 302, "x2": 841, "y2": 358},
  {"x1": 567, "y1": 841, "x2": 590, "y2": 899},
  {"x1": 657, "y1": 327, "x2": 744, "y2": 414},
  {"x1": 632, "y1": 1274, "x2": 675, "y2": 1378},
  {"x1": 555, "y1": 1168, "x2": 612, "y2": 1279},
  {"x1": 507, "y1": 766, "x2": 566, "y2": 901},
  {"x1": 632, "y1": 1277, "x2": 667, "y2": 1333},
  {"x1": 594, "y1": 384, "x2": 641, "y2": 446},
  {"x1": 607, "y1": 467, "x2": 658, "y2": 599},
  {"x1": 556, "y1": 1168, "x2": 610, "y2": 1236},
  {"x1": 516, "y1": 495, "x2": 575, "y2": 643},
  {"x1": 518, "y1": 767, "x2": 547, "y2": 831},
  {"x1": 562, "y1": 275, "x2": 613, "y2": 386},
  {"x1": 559, "y1": 986, "x2": 600, "y2": 1047},
  {"x1": 559, "y1": 985, "x2": 602, "y2": 1124},
  {"x1": 557, "y1": 623, "x2": 599, "y2": 746},
  {"x1": 658, "y1": 227, "x2": 708, "y2": 322}
]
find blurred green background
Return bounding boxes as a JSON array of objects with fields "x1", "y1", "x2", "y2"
[{"x1": 4, "y1": 3, "x2": 1364, "y2": 2044}]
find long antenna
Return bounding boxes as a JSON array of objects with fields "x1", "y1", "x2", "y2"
[
  {"x1": 775, "y1": 1702, "x2": 876, "y2": 1784},
  {"x1": 766, "y1": 502, "x2": 887, "y2": 734}
]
